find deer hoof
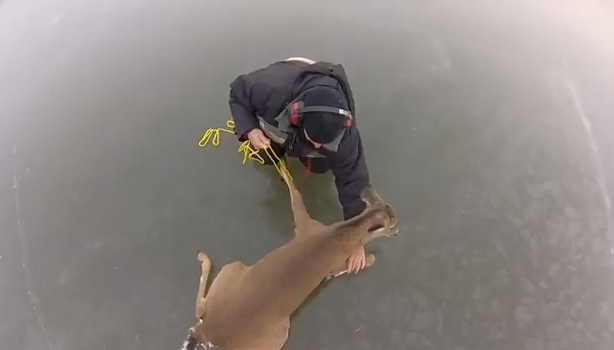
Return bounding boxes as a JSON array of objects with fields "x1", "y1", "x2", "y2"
[{"x1": 197, "y1": 251, "x2": 210, "y2": 263}]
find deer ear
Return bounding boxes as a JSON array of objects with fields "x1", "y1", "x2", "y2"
[{"x1": 360, "y1": 184, "x2": 385, "y2": 207}]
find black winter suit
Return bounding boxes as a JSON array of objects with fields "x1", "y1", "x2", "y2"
[{"x1": 228, "y1": 60, "x2": 370, "y2": 220}]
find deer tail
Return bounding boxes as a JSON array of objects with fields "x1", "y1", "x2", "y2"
[
  {"x1": 181, "y1": 326, "x2": 216, "y2": 350},
  {"x1": 180, "y1": 327, "x2": 200, "y2": 350}
]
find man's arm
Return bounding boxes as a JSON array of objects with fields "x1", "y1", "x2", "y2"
[
  {"x1": 228, "y1": 75, "x2": 259, "y2": 141},
  {"x1": 328, "y1": 127, "x2": 370, "y2": 220}
]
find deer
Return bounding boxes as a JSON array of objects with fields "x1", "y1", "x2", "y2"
[{"x1": 181, "y1": 168, "x2": 399, "y2": 350}]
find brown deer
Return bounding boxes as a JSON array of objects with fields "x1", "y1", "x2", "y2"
[{"x1": 181, "y1": 169, "x2": 398, "y2": 350}]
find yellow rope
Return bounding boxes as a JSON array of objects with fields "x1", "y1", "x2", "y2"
[
  {"x1": 198, "y1": 119, "x2": 236, "y2": 147},
  {"x1": 198, "y1": 119, "x2": 294, "y2": 182}
]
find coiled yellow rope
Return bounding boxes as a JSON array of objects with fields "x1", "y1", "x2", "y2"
[{"x1": 198, "y1": 119, "x2": 294, "y2": 182}]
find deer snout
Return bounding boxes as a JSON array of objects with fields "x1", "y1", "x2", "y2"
[
  {"x1": 384, "y1": 204, "x2": 398, "y2": 236},
  {"x1": 384, "y1": 220, "x2": 399, "y2": 237},
  {"x1": 388, "y1": 224, "x2": 399, "y2": 236}
]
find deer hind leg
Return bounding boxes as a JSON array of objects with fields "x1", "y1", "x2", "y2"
[
  {"x1": 279, "y1": 167, "x2": 325, "y2": 238},
  {"x1": 195, "y1": 250, "x2": 212, "y2": 319},
  {"x1": 325, "y1": 254, "x2": 377, "y2": 280}
]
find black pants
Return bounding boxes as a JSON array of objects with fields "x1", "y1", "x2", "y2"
[{"x1": 256, "y1": 143, "x2": 330, "y2": 174}]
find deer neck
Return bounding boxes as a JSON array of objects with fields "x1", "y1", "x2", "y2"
[
  {"x1": 333, "y1": 226, "x2": 369, "y2": 250},
  {"x1": 330, "y1": 209, "x2": 381, "y2": 252}
]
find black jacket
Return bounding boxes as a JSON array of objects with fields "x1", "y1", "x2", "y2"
[{"x1": 228, "y1": 60, "x2": 369, "y2": 220}]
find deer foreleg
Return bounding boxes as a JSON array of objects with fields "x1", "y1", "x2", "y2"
[
  {"x1": 195, "y1": 251, "x2": 212, "y2": 319},
  {"x1": 279, "y1": 168, "x2": 325, "y2": 237}
]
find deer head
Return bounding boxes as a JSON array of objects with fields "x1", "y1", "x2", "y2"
[{"x1": 358, "y1": 184, "x2": 398, "y2": 237}]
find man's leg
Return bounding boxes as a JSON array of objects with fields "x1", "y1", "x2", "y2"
[
  {"x1": 298, "y1": 156, "x2": 330, "y2": 174},
  {"x1": 257, "y1": 142, "x2": 286, "y2": 165}
]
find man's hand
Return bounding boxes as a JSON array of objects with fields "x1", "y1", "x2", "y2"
[
  {"x1": 247, "y1": 129, "x2": 271, "y2": 150},
  {"x1": 347, "y1": 246, "x2": 367, "y2": 273}
]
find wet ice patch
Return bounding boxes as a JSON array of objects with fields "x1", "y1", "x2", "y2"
[
  {"x1": 430, "y1": 37, "x2": 452, "y2": 71},
  {"x1": 50, "y1": 12, "x2": 63, "y2": 26},
  {"x1": 58, "y1": 267, "x2": 71, "y2": 286}
]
